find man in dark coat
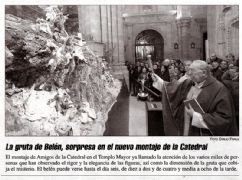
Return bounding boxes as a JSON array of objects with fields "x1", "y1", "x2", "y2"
[
  {"x1": 128, "y1": 64, "x2": 135, "y2": 95},
  {"x1": 207, "y1": 53, "x2": 222, "y2": 64},
  {"x1": 131, "y1": 62, "x2": 142, "y2": 96},
  {"x1": 152, "y1": 60, "x2": 238, "y2": 136},
  {"x1": 222, "y1": 66, "x2": 239, "y2": 130},
  {"x1": 211, "y1": 60, "x2": 223, "y2": 81}
]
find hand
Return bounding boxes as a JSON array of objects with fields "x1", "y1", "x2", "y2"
[
  {"x1": 151, "y1": 73, "x2": 159, "y2": 82},
  {"x1": 185, "y1": 103, "x2": 195, "y2": 117}
]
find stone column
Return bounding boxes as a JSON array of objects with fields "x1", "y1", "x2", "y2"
[
  {"x1": 176, "y1": 17, "x2": 191, "y2": 60},
  {"x1": 78, "y1": 5, "x2": 127, "y2": 82},
  {"x1": 78, "y1": 5, "x2": 105, "y2": 57},
  {"x1": 100, "y1": 5, "x2": 108, "y2": 43},
  {"x1": 216, "y1": 13, "x2": 226, "y2": 58},
  {"x1": 78, "y1": 5, "x2": 102, "y2": 42},
  {"x1": 117, "y1": 6, "x2": 125, "y2": 65},
  {"x1": 102, "y1": 5, "x2": 113, "y2": 63},
  {"x1": 111, "y1": 5, "x2": 119, "y2": 65},
  {"x1": 110, "y1": 5, "x2": 128, "y2": 85}
]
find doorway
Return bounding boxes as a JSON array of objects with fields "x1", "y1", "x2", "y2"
[{"x1": 135, "y1": 29, "x2": 164, "y2": 63}]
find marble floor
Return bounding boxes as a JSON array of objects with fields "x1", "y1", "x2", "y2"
[{"x1": 129, "y1": 96, "x2": 147, "y2": 136}]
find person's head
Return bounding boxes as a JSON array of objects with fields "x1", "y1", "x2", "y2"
[
  {"x1": 212, "y1": 61, "x2": 220, "y2": 69},
  {"x1": 179, "y1": 64, "x2": 185, "y2": 72},
  {"x1": 183, "y1": 60, "x2": 192, "y2": 72},
  {"x1": 188, "y1": 60, "x2": 209, "y2": 83},
  {"x1": 137, "y1": 66, "x2": 141, "y2": 71},
  {"x1": 163, "y1": 59, "x2": 170, "y2": 67},
  {"x1": 153, "y1": 64, "x2": 158, "y2": 70},
  {"x1": 220, "y1": 60, "x2": 228, "y2": 70},
  {"x1": 174, "y1": 60, "x2": 179, "y2": 67},
  {"x1": 226, "y1": 53, "x2": 235, "y2": 62},
  {"x1": 210, "y1": 53, "x2": 217, "y2": 61},
  {"x1": 169, "y1": 65, "x2": 175, "y2": 74},
  {"x1": 140, "y1": 62, "x2": 144, "y2": 67},
  {"x1": 228, "y1": 66, "x2": 239, "y2": 79},
  {"x1": 142, "y1": 67, "x2": 147, "y2": 73},
  {"x1": 174, "y1": 67, "x2": 180, "y2": 74},
  {"x1": 136, "y1": 61, "x2": 140, "y2": 66}
]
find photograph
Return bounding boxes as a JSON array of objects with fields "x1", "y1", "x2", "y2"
[{"x1": 5, "y1": 5, "x2": 239, "y2": 136}]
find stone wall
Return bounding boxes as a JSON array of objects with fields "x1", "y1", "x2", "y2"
[
  {"x1": 123, "y1": 5, "x2": 208, "y2": 63},
  {"x1": 125, "y1": 21, "x2": 178, "y2": 62},
  {"x1": 123, "y1": 5, "x2": 177, "y2": 63},
  {"x1": 76, "y1": 5, "x2": 212, "y2": 64},
  {"x1": 207, "y1": 5, "x2": 239, "y2": 59}
]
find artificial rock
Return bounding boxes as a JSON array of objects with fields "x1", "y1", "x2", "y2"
[{"x1": 5, "y1": 6, "x2": 121, "y2": 136}]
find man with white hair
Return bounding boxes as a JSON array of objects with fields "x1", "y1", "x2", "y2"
[{"x1": 153, "y1": 60, "x2": 238, "y2": 136}]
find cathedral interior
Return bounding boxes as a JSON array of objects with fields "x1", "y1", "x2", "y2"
[{"x1": 5, "y1": 5, "x2": 239, "y2": 136}]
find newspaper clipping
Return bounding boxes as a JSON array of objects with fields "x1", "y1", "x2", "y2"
[{"x1": 1, "y1": 0, "x2": 241, "y2": 179}]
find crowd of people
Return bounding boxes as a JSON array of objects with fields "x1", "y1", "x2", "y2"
[
  {"x1": 125, "y1": 53, "x2": 239, "y2": 135},
  {"x1": 127, "y1": 53, "x2": 238, "y2": 96},
  {"x1": 127, "y1": 58, "x2": 192, "y2": 99}
]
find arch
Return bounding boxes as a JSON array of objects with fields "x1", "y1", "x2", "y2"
[{"x1": 135, "y1": 29, "x2": 164, "y2": 63}]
